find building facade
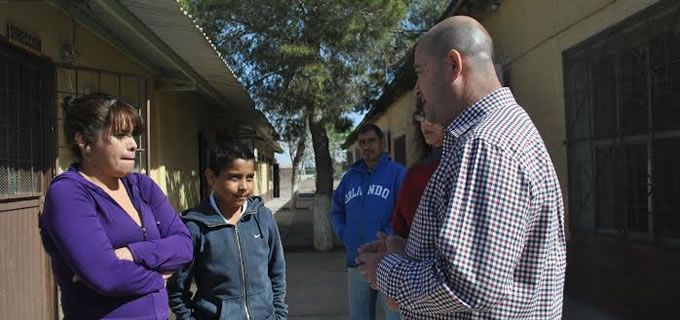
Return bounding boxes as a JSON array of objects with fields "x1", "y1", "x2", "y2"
[
  {"x1": 345, "y1": 0, "x2": 680, "y2": 317},
  {"x1": 486, "y1": 1, "x2": 679, "y2": 317},
  {"x1": 0, "y1": 1, "x2": 281, "y2": 318}
]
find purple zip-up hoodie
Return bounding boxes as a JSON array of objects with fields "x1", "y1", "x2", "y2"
[{"x1": 40, "y1": 165, "x2": 193, "y2": 320}]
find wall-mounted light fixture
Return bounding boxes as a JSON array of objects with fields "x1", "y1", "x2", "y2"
[
  {"x1": 490, "y1": 0, "x2": 501, "y2": 11},
  {"x1": 61, "y1": 43, "x2": 80, "y2": 63},
  {"x1": 61, "y1": 18, "x2": 81, "y2": 63}
]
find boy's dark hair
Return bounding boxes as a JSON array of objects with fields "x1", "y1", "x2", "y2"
[
  {"x1": 208, "y1": 142, "x2": 256, "y2": 174},
  {"x1": 63, "y1": 93, "x2": 143, "y2": 160},
  {"x1": 357, "y1": 123, "x2": 384, "y2": 140}
]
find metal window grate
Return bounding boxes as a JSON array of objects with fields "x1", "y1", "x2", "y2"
[
  {"x1": 0, "y1": 44, "x2": 51, "y2": 197},
  {"x1": 564, "y1": 0, "x2": 680, "y2": 240},
  {"x1": 393, "y1": 135, "x2": 406, "y2": 166},
  {"x1": 56, "y1": 65, "x2": 150, "y2": 175}
]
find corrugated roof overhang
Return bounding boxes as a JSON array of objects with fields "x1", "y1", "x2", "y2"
[
  {"x1": 48, "y1": 0, "x2": 282, "y2": 153},
  {"x1": 342, "y1": 0, "x2": 498, "y2": 149}
]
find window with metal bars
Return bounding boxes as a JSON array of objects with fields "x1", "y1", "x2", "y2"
[
  {"x1": 564, "y1": 0, "x2": 680, "y2": 240},
  {"x1": 56, "y1": 65, "x2": 150, "y2": 175},
  {"x1": 0, "y1": 41, "x2": 53, "y2": 198},
  {"x1": 393, "y1": 135, "x2": 406, "y2": 166}
]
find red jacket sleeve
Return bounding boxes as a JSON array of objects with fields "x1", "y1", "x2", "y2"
[
  {"x1": 390, "y1": 163, "x2": 439, "y2": 238},
  {"x1": 391, "y1": 169, "x2": 415, "y2": 238}
]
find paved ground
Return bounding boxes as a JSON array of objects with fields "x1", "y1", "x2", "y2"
[{"x1": 272, "y1": 177, "x2": 350, "y2": 319}]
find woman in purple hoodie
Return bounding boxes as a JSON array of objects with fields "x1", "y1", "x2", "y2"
[{"x1": 40, "y1": 93, "x2": 193, "y2": 319}]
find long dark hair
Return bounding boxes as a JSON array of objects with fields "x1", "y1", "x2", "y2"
[{"x1": 62, "y1": 93, "x2": 143, "y2": 160}]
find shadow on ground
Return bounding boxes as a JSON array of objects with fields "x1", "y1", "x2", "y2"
[{"x1": 273, "y1": 191, "x2": 350, "y2": 319}]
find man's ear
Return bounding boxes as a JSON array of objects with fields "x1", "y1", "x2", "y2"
[{"x1": 447, "y1": 49, "x2": 463, "y2": 83}]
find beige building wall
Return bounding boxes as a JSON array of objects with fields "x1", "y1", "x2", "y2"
[
  {"x1": 482, "y1": 0, "x2": 663, "y2": 220},
  {"x1": 0, "y1": 1, "x2": 244, "y2": 211},
  {"x1": 372, "y1": 90, "x2": 423, "y2": 166},
  {"x1": 254, "y1": 141, "x2": 275, "y2": 200},
  {"x1": 257, "y1": 161, "x2": 268, "y2": 198},
  {"x1": 0, "y1": 2, "x2": 153, "y2": 173},
  {"x1": 148, "y1": 92, "x2": 206, "y2": 211},
  {"x1": 0, "y1": 2, "x2": 150, "y2": 74}
]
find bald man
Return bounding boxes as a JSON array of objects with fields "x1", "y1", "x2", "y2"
[{"x1": 356, "y1": 16, "x2": 566, "y2": 319}]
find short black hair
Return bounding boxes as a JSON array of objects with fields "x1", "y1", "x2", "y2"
[
  {"x1": 357, "y1": 123, "x2": 384, "y2": 140},
  {"x1": 208, "y1": 142, "x2": 255, "y2": 174}
]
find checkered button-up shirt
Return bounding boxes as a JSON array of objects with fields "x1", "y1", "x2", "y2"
[{"x1": 377, "y1": 88, "x2": 566, "y2": 319}]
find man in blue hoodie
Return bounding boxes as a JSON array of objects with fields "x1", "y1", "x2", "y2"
[{"x1": 332, "y1": 124, "x2": 406, "y2": 320}]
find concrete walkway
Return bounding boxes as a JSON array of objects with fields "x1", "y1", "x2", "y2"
[{"x1": 272, "y1": 177, "x2": 350, "y2": 319}]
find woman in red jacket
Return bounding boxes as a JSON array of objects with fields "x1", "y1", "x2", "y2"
[{"x1": 391, "y1": 106, "x2": 444, "y2": 238}]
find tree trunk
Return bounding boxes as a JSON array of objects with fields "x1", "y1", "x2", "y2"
[
  {"x1": 308, "y1": 107, "x2": 334, "y2": 251},
  {"x1": 289, "y1": 168, "x2": 299, "y2": 210},
  {"x1": 288, "y1": 135, "x2": 307, "y2": 210}
]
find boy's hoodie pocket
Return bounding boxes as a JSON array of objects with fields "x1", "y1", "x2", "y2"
[{"x1": 248, "y1": 289, "x2": 275, "y2": 319}]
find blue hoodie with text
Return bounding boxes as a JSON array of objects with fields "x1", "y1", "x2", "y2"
[{"x1": 332, "y1": 153, "x2": 406, "y2": 267}]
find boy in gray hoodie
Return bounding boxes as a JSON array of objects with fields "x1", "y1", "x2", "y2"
[{"x1": 167, "y1": 143, "x2": 287, "y2": 320}]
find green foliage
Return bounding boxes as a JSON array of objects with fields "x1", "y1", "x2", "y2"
[
  {"x1": 179, "y1": 0, "x2": 449, "y2": 171},
  {"x1": 180, "y1": 0, "x2": 450, "y2": 248},
  {"x1": 405, "y1": 0, "x2": 451, "y2": 32},
  {"x1": 180, "y1": 0, "x2": 410, "y2": 124}
]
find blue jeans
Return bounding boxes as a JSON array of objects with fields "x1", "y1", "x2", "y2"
[{"x1": 348, "y1": 267, "x2": 401, "y2": 320}]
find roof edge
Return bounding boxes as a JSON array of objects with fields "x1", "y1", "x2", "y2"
[{"x1": 342, "y1": 0, "x2": 473, "y2": 149}]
